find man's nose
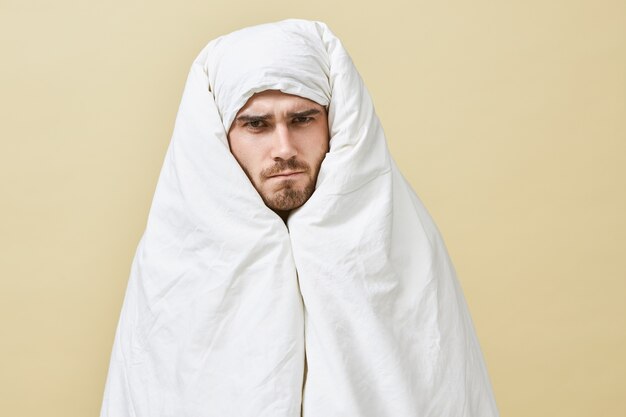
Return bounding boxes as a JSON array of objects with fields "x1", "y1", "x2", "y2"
[{"x1": 270, "y1": 124, "x2": 297, "y2": 160}]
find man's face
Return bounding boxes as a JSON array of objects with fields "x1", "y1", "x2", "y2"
[{"x1": 228, "y1": 90, "x2": 329, "y2": 215}]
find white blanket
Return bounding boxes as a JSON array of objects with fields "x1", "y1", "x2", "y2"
[{"x1": 101, "y1": 19, "x2": 499, "y2": 417}]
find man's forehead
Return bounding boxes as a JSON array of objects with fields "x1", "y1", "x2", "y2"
[{"x1": 236, "y1": 90, "x2": 325, "y2": 116}]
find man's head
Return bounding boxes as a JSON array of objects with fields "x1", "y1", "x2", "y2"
[{"x1": 227, "y1": 90, "x2": 329, "y2": 218}]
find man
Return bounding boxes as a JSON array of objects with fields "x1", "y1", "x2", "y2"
[{"x1": 101, "y1": 19, "x2": 499, "y2": 417}]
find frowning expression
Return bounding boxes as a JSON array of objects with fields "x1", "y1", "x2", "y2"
[{"x1": 227, "y1": 90, "x2": 330, "y2": 217}]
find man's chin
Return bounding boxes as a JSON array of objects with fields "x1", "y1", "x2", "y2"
[{"x1": 262, "y1": 184, "x2": 314, "y2": 212}]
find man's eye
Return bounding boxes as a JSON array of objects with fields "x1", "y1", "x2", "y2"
[
  {"x1": 245, "y1": 120, "x2": 266, "y2": 129},
  {"x1": 293, "y1": 116, "x2": 313, "y2": 124}
]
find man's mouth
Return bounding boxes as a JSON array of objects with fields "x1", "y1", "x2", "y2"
[{"x1": 268, "y1": 171, "x2": 305, "y2": 179}]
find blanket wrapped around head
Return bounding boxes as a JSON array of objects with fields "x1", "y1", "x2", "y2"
[{"x1": 100, "y1": 19, "x2": 499, "y2": 417}]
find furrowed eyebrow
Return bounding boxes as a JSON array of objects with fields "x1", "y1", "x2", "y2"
[
  {"x1": 287, "y1": 109, "x2": 321, "y2": 118},
  {"x1": 235, "y1": 108, "x2": 321, "y2": 123},
  {"x1": 235, "y1": 114, "x2": 272, "y2": 123}
]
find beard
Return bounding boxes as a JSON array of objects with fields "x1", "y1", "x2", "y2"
[
  {"x1": 233, "y1": 157, "x2": 321, "y2": 213},
  {"x1": 258, "y1": 158, "x2": 317, "y2": 211},
  {"x1": 262, "y1": 177, "x2": 316, "y2": 211}
]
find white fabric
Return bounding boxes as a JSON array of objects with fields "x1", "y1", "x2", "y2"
[{"x1": 101, "y1": 19, "x2": 499, "y2": 417}]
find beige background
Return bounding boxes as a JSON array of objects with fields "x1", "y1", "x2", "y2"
[{"x1": 1, "y1": 0, "x2": 625, "y2": 416}]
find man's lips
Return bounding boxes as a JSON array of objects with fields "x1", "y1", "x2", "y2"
[{"x1": 267, "y1": 171, "x2": 305, "y2": 179}]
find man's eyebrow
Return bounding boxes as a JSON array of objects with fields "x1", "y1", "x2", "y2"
[
  {"x1": 287, "y1": 108, "x2": 321, "y2": 118},
  {"x1": 235, "y1": 113, "x2": 272, "y2": 123},
  {"x1": 235, "y1": 108, "x2": 322, "y2": 123}
]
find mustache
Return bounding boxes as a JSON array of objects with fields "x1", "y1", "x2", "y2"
[{"x1": 261, "y1": 158, "x2": 310, "y2": 178}]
